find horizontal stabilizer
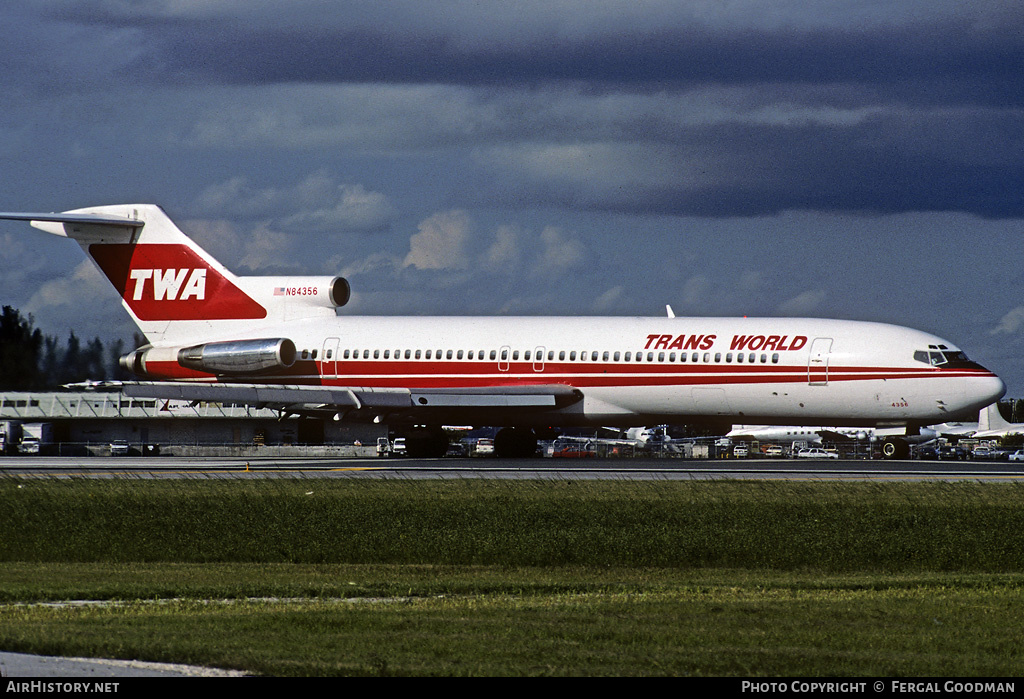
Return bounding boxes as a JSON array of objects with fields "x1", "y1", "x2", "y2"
[{"x1": 0, "y1": 211, "x2": 144, "y2": 228}]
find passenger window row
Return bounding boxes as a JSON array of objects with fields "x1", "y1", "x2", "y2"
[{"x1": 297, "y1": 347, "x2": 782, "y2": 364}]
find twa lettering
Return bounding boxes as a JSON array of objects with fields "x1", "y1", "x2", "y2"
[{"x1": 129, "y1": 268, "x2": 207, "y2": 301}]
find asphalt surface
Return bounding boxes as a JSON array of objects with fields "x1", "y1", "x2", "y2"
[
  {"x1": 4, "y1": 455, "x2": 1024, "y2": 480},
  {"x1": 0, "y1": 650, "x2": 247, "y2": 677}
]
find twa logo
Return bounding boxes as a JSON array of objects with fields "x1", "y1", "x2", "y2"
[
  {"x1": 130, "y1": 268, "x2": 207, "y2": 301},
  {"x1": 89, "y1": 243, "x2": 267, "y2": 321}
]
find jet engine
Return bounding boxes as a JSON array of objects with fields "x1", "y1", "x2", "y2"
[
  {"x1": 177, "y1": 338, "x2": 297, "y2": 375},
  {"x1": 253, "y1": 276, "x2": 351, "y2": 309},
  {"x1": 121, "y1": 338, "x2": 297, "y2": 377}
]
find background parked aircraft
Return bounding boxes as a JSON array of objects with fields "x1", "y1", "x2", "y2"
[
  {"x1": 972, "y1": 403, "x2": 1024, "y2": 439},
  {"x1": 726, "y1": 424, "x2": 939, "y2": 456}
]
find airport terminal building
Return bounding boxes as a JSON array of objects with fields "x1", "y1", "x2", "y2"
[{"x1": 0, "y1": 391, "x2": 384, "y2": 456}]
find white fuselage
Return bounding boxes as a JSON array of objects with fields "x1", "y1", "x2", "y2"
[{"x1": 156, "y1": 314, "x2": 1003, "y2": 428}]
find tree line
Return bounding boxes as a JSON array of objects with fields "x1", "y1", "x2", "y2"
[{"x1": 0, "y1": 306, "x2": 141, "y2": 390}]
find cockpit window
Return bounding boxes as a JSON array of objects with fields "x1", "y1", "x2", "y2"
[{"x1": 914, "y1": 349, "x2": 970, "y2": 366}]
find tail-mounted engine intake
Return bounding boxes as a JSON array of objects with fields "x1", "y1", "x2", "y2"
[
  {"x1": 121, "y1": 338, "x2": 297, "y2": 377},
  {"x1": 256, "y1": 276, "x2": 351, "y2": 309}
]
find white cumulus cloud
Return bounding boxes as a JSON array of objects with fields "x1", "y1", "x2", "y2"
[
  {"x1": 196, "y1": 171, "x2": 395, "y2": 233},
  {"x1": 777, "y1": 290, "x2": 827, "y2": 316},
  {"x1": 402, "y1": 210, "x2": 473, "y2": 270},
  {"x1": 991, "y1": 306, "x2": 1024, "y2": 335}
]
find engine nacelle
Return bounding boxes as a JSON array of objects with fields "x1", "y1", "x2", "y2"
[
  {"x1": 328, "y1": 277, "x2": 351, "y2": 307},
  {"x1": 177, "y1": 338, "x2": 297, "y2": 375},
  {"x1": 120, "y1": 338, "x2": 297, "y2": 377},
  {"x1": 250, "y1": 276, "x2": 351, "y2": 309}
]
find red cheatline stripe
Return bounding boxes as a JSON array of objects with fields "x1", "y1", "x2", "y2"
[{"x1": 141, "y1": 359, "x2": 996, "y2": 387}]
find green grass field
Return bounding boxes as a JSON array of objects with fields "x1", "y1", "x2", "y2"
[{"x1": 2, "y1": 477, "x2": 1023, "y2": 675}]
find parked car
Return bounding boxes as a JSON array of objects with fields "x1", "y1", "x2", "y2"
[
  {"x1": 796, "y1": 447, "x2": 838, "y2": 460},
  {"x1": 764, "y1": 445, "x2": 785, "y2": 458},
  {"x1": 936, "y1": 445, "x2": 966, "y2": 460},
  {"x1": 109, "y1": 440, "x2": 130, "y2": 456},
  {"x1": 472, "y1": 438, "x2": 495, "y2": 456},
  {"x1": 1009, "y1": 449, "x2": 1024, "y2": 462},
  {"x1": 733, "y1": 445, "x2": 749, "y2": 458},
  {"x1": 914, "y1": 445, "x2": 939, "y2": 460},
  {"x1": 445, "y1": 441, "x2": 468, "y2": 457},
  {"x1": 546, "y1": 439, "x2": 594, "y2": 458}
]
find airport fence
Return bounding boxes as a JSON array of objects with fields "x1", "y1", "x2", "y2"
[{"x1": 4, "y1": 439, "x2": 886, "y2": 460}]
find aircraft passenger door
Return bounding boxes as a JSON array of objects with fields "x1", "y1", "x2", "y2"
[
  {"x1": 808, "y1": 337, "x2": 833, "y2": 386},
  {"x1": 322, "y1": 337, "x2": 340, "y2": 380},
  {"x1": 534, "y1": 346, "x2": 546, "y2": 373},
  {"x1": 499, "y1": 345, "x2": 511, "y2": 372}
]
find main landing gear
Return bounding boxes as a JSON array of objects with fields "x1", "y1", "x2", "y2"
[
  {"x1": 493, "y1": 427, "x2": 539, "y2": 458},
  {"x1": 403, "y1": 426, "x2": 449, "y2": 458},
  {"x1": 880, "y1": 438, "x2": 910, "y2": 460}
]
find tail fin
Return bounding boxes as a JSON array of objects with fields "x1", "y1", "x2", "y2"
[
  {"x1": 978, "y1": 402, "x2": 1012, "y2": 431},
  {"x1": 1, "y1": 205, "x2": 348, "y2": 346}
]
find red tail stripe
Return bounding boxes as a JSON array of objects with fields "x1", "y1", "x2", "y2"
[{"x1": 89, "y1": 244, "x2": 266, "y2": 321}]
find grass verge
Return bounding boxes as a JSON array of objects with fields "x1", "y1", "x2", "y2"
[{"x1": 1, "y1": 478, "x2": 1023, "y2": 675}]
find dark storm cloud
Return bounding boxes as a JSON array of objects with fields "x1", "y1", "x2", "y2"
[
  {"x1": 466, "y1": 102, "x2": 1024, "y2": 219},
  {"x1": 41, "y1": 7, "x2": 1024, "y2": 108},
  {"x1": 523, "y1": 116, "x2": 1024, "y2": 218},
  {"x1": 17, "y1": 2, "x2": 1019, "y2": 220}
]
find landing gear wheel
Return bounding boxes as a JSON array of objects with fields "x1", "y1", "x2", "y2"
[
  {"x1": 881, "y1": 438, "x2": 909, "y2": 460},
  {"x1": 405, "y1": 427, "x2": 449, "y2": 458},
  {"x1": 494, "y1": 427, "x2": 539, "y2": 458}
]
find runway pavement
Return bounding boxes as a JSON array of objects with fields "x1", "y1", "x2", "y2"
[
  {"x1": 0, "y1": 651, "x2": 248, "y2": 678},
  {"x1": 4, "y1": 455, "x2": 1024, "y2": 481}
]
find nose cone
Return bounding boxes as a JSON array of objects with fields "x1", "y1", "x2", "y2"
[
  {"x1": 969, "y1": 372, "x2": 1007, "y2": 412},
  {"x1": 989, "y1": 374, "x2": 1007, "y2": 403}
]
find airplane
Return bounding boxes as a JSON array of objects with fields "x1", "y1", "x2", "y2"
[
  {"x1": 725, "y1": 423, "x2": 941, "y2": 456},
  {"x1": 971, "y1": 403, "x2": 1024, "y2": 439},
  {"x1": 929, "y1": 418, "x2": 980, "y2": 439},
  {"x1": 553, "y1": 425, "x2": 674, "y2": 449},
  {"x1": 62, "y1": 380, "x2": 125, "y2": 391},
  {"x1": 623, "y1": 426, "x2": 669, "y2": 445},
  {"x1": 727, "y1": 424, "x2": 836, "y2": 443},
  {"x1": 0, "y1": 204, "x2": 1006, "y2": 458}
]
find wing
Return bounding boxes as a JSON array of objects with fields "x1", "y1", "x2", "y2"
[
  {"x1": 816, "y1": 429, "x2": 856, "y2": 442},
  {"x1": 122, "y1": 381, "x2": 584, "y2": 423}
]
